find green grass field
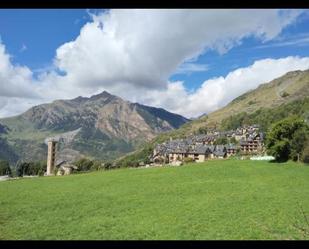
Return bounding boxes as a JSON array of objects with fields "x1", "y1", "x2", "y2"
[{"x1": 0, "y1": 160, "x2": 308, "y2": 240}]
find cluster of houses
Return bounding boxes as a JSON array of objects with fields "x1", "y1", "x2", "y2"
[{"x1": 152, "y1": 124, "x2": 265, "y2": 164}]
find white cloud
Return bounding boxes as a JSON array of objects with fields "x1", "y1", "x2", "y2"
[
  {"x1": 0, "y1": 97, "x2": 42, "y2": 118},
  {"x1": 138, "y1": 56, "x2": 309, "y2": 118},
  {"x1": 52, "y1": 9, "x2": 302, "y2": 91},
  {"x1": 0, "y1": 9, "x2": 306, "y2": 118},
  {"x1": 256, "y1": 34, "x2": 309, "y2": 49},
  {"x1": 0, "y1": 42, "x2": 38, "y2": 99},
  {"x1": 175, "y1": 63, "x2": 209, "y2": 75}
]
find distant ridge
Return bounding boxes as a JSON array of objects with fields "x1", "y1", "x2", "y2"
[{"x1": 0, "y1": 91, "x2": 189, "y2": 163}]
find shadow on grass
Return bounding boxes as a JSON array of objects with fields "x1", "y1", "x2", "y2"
[{"x1": 269, "y1": 159, "x2": 288, "y2": 164}]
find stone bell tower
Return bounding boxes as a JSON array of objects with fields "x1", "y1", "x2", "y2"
[{"x1": 46, "y1": 140, "x2": 57, "y2": 175}]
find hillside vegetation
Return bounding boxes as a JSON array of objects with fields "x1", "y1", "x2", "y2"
[
  {"x1": 221, "y1": 97, "x2": 309, "y2": 132},
  {"x1": 0, "y1": 160, "x2": 308, "y2": 240}
]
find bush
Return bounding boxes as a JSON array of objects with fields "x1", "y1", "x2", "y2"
[
  {"x1": 154, "y1": 157, "x2": 164, "y2": 164},
  {"x1": 73, "y1": 158, "x2": 94, "y2": 172},
  {"x1": 183, "y1": 157, "x2": 194, "y2": 164},
  {"x1": 90, "y1": 161, "x2": 103, "y2": 171},
  {"x1": 280, "y1": 91, "x2": 290, "y2": 98},
  {"x1": 103, "y1": 162, "x2": 112, "y2": 170}
]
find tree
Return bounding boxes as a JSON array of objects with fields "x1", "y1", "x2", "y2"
[
  {"x1": 214, "y1": 137, "x2": 228, "y2": 145},
  {"x1": 197, "y1": 126, "x2": 208, "y2": 134},
  {"x1": 0, "y1": 160, "x2": 11, "y2": 176},
  {"x1": 15, "y1": 161, "x2": 46, "y2": 176},
  {"x1": 229, "y1": 137, "x2": 237, "y2": 144},
  {"x1": 73, "y1": 158, "x2": 94, "y2": 171},
  {"x1": 302, "y1": 142, "x2": 309, "y2": 164},
  {"x1": 16, "y1": 161, "x2": 24, "y2": 177},
  {"x1": 266, "y1": 117, "x2": 309, "y2": 162},
  {"x1": 290, "y1": 127, "x2": 309, "y2": 162}
]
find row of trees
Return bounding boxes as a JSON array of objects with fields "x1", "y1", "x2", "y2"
[
  {"x1": 72, "y1": 158, "x2": 114, "y2": 172},
  {"x1": 15, "y1": 161, "x2": 46, "y2": 176},
  {"x1": 0, "y1": 158, "x2": 118, "y2": 177},
  {"x1": 0, "y1": 160, "x2": 46, "y2": 177},
  {"x1": 1, "y1": 154, "x2": 134, "y2": 177},
  {"x1": 266, "y1": 116, "x2": 309, "y2": 163}
]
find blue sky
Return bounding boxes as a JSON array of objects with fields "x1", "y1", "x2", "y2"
[
  {"x1": 1, "y1": 9, "x2": 308, "y2": 90},
  {"x1": 0, "y1": 9, "x2": 309, "y2": 118},
  {"x1": 0, "y1": 9, "x2": 94, "y2": 70},
  {"x1": 171, "y1": 12, "x2": 309, "y2": 90}
]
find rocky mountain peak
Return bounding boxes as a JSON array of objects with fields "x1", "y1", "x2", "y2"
[{"x1": 89, "y1": 90, "x2": 116, "y2": 101}]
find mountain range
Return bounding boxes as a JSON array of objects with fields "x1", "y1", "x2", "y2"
[
  {"x1": 0, "y1": 91, "x2": 189, "y2": 163},
  {"x1": 1, "y1": 69, "x2": 308, "y2": 165}
]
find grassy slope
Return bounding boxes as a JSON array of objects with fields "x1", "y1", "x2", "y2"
[
  {"x1": 172, "y1": 69, "x2": 309, "y2": 134},
  {"x1": 0, "y1": 160, "x2": 308, "y2": 240},
  {"x1": 1, "y1": 115, "x2": 62, "y2": 141}
]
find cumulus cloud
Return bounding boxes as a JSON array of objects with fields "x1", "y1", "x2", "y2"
[
  {"x1": 175, "y1": 63, "x2": 209, "y2": 75},
  {"x1": 0, "y1": 43, "x2": 37, "y2": 99},
  {"x1": 0, "y1": 9, "x2": 306, "y2": 118},
  {"x1": 52, "y1": 9, "x2": 302, "y2": 91},
  {"x1": 138, "y1": 56, "x2": 309, "y2": 118}
]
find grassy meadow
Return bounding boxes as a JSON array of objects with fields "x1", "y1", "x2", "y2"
[{"x1": 0, "y1": 160, "x2": 308, "y2": 240}]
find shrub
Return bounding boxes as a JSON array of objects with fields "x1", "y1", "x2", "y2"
[
  {"x1": 280, "y1": 91, "x2": 290, "y2": 98},
  {"x1": 104, "y1": 162, "x2": 112, "y2": 170},
  {"x1": 154, "y1": 157, "x2": 164, "y2": 164},
  {"x1": 183, "y1": 157, "x2": 194, "y2": 164},
  {"x1": 74, "y1": 158, "x2": 94, "y2": 172}
]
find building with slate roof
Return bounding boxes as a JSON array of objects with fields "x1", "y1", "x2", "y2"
[{"x1": 152, "y1": 124, "x2": 264, "y2": 164}]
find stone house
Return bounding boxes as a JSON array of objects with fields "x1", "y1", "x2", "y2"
[
  {"x1": 240, "y1": 133, "x2": 263, "y2": 154},
  {"x1": 226, "y1": 144, "x2": 237, "y2": 157},
  {"x1": 152, "y1": 124, "x2": 264, "y2": 165},
  {"x1": 186, "y1": 145, "x2": 214, "y2": 162},
  {"x1": 213, "y1": 145, "x2": 227, "y2": 159},
  {"x1": 55, "y1": 161, "x2": 77, "y2": 175}
]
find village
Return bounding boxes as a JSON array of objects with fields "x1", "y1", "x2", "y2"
[{"x1": 151, "y1": 124, "x2": 265, "y2": 165}]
